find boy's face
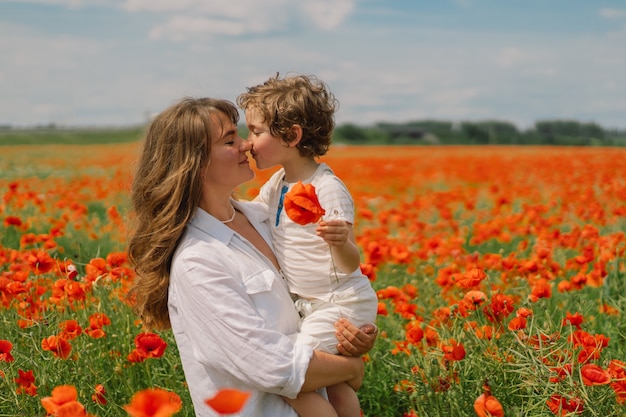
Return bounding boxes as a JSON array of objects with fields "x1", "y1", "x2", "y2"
[{"x1": 245, "y1": 108, "x2": 290, "y2": 170}]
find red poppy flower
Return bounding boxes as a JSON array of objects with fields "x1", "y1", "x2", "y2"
[
  {"x1": 377, "y1": 301, "x2": 388, "y2": 316},
  {"x1": 442, "y1": 340, "x2": 466, "y2": 361},
  {"x1": 546, "y1": 394, "x2": 584, "y2": 415},
  {"x1": 529, "y1": 278, "x2": 552, "y2": 302},
  {"x1": 106, "y1": 251, "x2": 128, "y2": 267},
  {"x1": 134, "y1": 332, "x2": 168, "y2": 359},
  {"x1": 41, "y1": 385, "x2": 86, "y2": 416},
  {"x1": 14, "y1": 369, "x2": 37, "y2": 396},
  {"x1": 89, "y1": 312, "x2": 111, "y2": 328},
  {"x1": 482, "y1": 293, "x2": 515, "y2": 323},
  {"x1": 581, "y1": 363, "x2": 611, "y2": 386},
  {"x1": 549, "y1": 364, "x2": 573, "y2": 383},
  {"x1": 474, "y1": 381, "x2": 504, "y2": 417},
  {"x1": 27, "y1": 249, "x2": 55, "y2": 275},
  {"x1": 360, "y1": 263, "x2": 376, "y2": 281},
  {"x1": 405, "y1": 323, "x2": 424, "y2": 345},
  {"x1": 59, "y1": 320, "x2": 83, "y2": 340},
  {"x1": 463, "y1": 290, "x2": 488, "y2": 306},
  {"x1": 205, "y1": 388, "x2": 251, "y2": 414},
  {"x1": 85, "y1": 312, "x2": 111, "y2": 339},
  {"x1": 563, "y1": 311, "x2": 584, "y2": 328},
  {"x1": 85, "y1": 328, "x2": 107, "y2": 339},
  {"x1": 66, "y1": 263, "x2": 79, "y2": 280},
  {"x1": 92, "y1": 384, "x2": 107, "y2": 405},
  {"x1": 507, "y1": 316, "x2": 527, "y2": 331},
  {"x1": 608, "y1": 360, "x2": 626, "y2": 379},
  {"x1": 0, "y1": 340, "x2": 15, "y2": 362},
  {"x1": 127, "y1": 349, "x2": 145, "y2": 363},
  {"x1": 283, "y1": 181, "x2": 325, "y2": 225},
  {"x1": 124, "y1": 387, "x2": 182, "y2": 417},
  {"x1": 41, "y1": 335, "x2": 72, "y2": 359},
  {"x1": 455, "y1": 268, "x2": 487, "y2": 288},
  {"x1": 4, "y1": 215, "x2": 23, "y2": 227}
]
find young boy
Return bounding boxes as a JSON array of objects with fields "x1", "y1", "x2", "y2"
[{"x1": 237, "y1": 74, "x2": 378, "y2": 417}]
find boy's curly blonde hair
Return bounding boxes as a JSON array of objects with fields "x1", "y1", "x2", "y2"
[{"x1": 237, "y1": 73, "x2": 338, "y2": 157}]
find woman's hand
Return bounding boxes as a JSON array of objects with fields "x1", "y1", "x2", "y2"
[{"x1": 334, "y1": 318, "x2": 378, "y2": 357}]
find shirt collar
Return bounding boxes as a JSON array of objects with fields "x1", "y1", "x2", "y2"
[{"x1": 188, "y1": 200, "x2": 270, "y2": 245}]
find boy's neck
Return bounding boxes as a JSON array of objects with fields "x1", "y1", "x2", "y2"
[{"x1": 282, "y1": 157, "x2": 319, "y2": 183}]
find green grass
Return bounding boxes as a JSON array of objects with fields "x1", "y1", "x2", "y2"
[{"x1": 0, "y1": 128, "x2": 144, "y2": 146}]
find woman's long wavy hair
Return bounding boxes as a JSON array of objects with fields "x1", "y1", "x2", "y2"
[{"x1": 127, "y1": 97, "x2": 240, "y2": 330}]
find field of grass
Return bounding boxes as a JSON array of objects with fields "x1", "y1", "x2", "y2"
[
  {"x1": 0, "y1": 127, "x2": 143, "y2": 146},
  {"x1": 1, "y1": 144, "x2": 625, "y2": 416}
]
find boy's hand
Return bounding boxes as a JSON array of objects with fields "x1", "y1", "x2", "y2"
[{"x1": 316, "y1": 219, "x2": 349, "y2": 247}]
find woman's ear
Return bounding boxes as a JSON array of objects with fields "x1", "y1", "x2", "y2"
[{"x1": 288, "y1": 124, "x2": 303, "y2": 147}]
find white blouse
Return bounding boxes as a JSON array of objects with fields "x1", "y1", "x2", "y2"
[{"x1": 168, "y1": 201, "x2": 312, "y2": 417}]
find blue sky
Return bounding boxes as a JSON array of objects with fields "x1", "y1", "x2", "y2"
[{"x1": 1, "y1": 0, "x2": 625, "y2": 129}]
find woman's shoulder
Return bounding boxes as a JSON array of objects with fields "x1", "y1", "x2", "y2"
[{"x1": 234, "y1": 200, "x2": 269, "y2": 223}]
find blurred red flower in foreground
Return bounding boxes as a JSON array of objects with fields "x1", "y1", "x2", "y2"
[
  {"x1": 205, "y1": 388, "x2": 251, "y2": 414},
  {"x1": 473, "y1": 380, "x2": 504, "y2": 417},
  {"x1": 284, "y1": 181, "x2": 325, "y2": 225},
  {"x1": 41, "y1": 385, "x2": 88, "y2": 416},
  {"x1": 124, "y1": 387, "x2": 182, "y2": 417}
]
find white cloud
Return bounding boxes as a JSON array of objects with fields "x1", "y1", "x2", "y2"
[
  {"x1": 3, "y1": 0, "x2": 119, "y2": 7},
  {"x1": 300, "y1": 0, "x2": 356, "y2": 30},
  {"x1": 122, "y1": 0, "x2": 260, "y2": 18},
  {"x1": 495, "y1": 47, "x2": 529, "y2": 68},
  {"x1": 599, "y1": 8, "x2": 626, "y2": 19},
  {"x1": 122, "y1": 0, "x2": 355, "y2": 39},
  {"x1": 148, "y1": 16, "x2": 247, "y2": 41}
]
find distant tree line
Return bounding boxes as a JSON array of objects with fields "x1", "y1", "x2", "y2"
[
  {"x1": 1, "y1": 119, "x2": 625, "y2": 146},
  {"x1": 333, "y1": 119, "x2": 626, "y2": 146}
]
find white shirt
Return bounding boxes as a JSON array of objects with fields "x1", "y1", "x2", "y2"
[
  {"x1": 168, "y1": 201, "x2": 313, "y2": 417},
  {"x1": 259, "y1": 163, "x2": 372, "y2": 300}
]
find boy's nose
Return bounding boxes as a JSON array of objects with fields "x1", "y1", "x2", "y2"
[{"x1": 240, "y1": 140, "x2": 252, "y2": 151}]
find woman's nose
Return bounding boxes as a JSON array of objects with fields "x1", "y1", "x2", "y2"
[{"x1": 240, "y1": 139, "x2": 252, "y2": 151}]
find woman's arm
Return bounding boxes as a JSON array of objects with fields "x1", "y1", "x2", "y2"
[{"x1": 300, "y1": 351, "x2": 364, "y2": 392}]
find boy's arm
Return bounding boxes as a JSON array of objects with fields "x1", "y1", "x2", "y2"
[{"x1": 316, "y1": 220, "x2": 361, "y2": 273}]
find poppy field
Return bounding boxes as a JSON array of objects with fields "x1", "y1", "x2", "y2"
[{"x1": 1, "y1": 143, "x2": 625, "y2": 417}]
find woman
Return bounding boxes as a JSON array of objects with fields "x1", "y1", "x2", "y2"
[{"x1": 127, "y1": 97, "x2": 376, "y2": 416}]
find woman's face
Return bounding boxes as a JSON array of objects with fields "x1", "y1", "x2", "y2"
[{"x1": 203, "y1": 111, "x2": 254, "y2": 191}]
